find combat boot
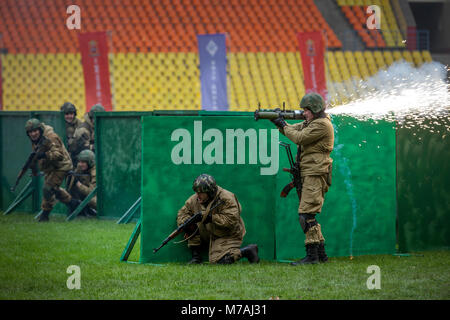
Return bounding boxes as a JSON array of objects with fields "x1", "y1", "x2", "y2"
[
  {"x1": 240, "y1": 244, "x2": 260, "y2": 263},
  {"x1": 290, "y1": 244, "x2": 319, "y2": 266},
  {"x1": 318, "y1": 241, "x2": 328, "y2": 263},
  {"x1": 83, "y1": 207, "x2": 97, "y2": 217},
  {"x1": 38, "y1": 210, "x2": 51, "y2": 222},
  {"x1": 187, "y1": 246, "x2": 202, "y2": 264},
  {"x1": 66, "y1": 199, "x2": 81, "y2": 214}
]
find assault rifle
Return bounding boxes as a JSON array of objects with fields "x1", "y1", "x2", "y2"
[
  {"x1": 66, "y1": 171, "x2": 91, "y2": 191},
  {"x1": 153, "y1": 200, "x2": 223, "y2": 254},
  {"x1": 10, "y1": 137, "x2": 48, "y2": 192},
  {"x1": 254, "y1": 102, "x2": 306, "y2": 121},
  {"x1": 279, "y1": 142, "x2": 302, "y2": 201}
]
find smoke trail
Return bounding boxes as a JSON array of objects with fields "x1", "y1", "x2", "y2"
[
  {"x1": 332, "y1": 125, "x2": 358, "y2": 257},
  {"x1": 326, "y1": 61, "x2": 450, "y2": 256},
  {"x1": 327, "y1": 61, "x2": 450, "y2": 131}
]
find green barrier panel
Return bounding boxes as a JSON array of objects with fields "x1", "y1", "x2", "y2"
[
  {"x1": 275, "y1": 116, "x2": 397, "y2": 260},
  {"x1": 397, "y1": 117, "x2": 450, "y2": 252},
  {"x1": 95, "y1": 112, "x2": 151, "y2": 219},
  {"x1": 1, "y1": 112, "x2": 33, "y2": 212},
  {"x1": 141, "y1": 116, "x2": 278, "y2": 263},
  {"x1": 0, "y1": 111, "x2": 66, "y2": 214},
  {"x1": 140, "y1": 115, "x2": 397, "y2": 263}
]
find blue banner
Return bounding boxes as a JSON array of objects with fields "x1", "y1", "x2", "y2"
[{"x1": 197, "y1": 34, "x2": 229, "y2": 111}]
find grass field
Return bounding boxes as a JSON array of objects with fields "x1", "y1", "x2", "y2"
[{"x1": 0, "y1": 212, "x2": 449, "y2": 300}]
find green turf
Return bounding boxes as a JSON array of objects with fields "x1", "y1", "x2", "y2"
[{"x1": 0, "y1": 212, "x2": 449, "y2": 300}]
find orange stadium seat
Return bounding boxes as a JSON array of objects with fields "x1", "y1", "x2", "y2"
[
  {"x1": 2, "y1": 0, "x2": 425, "y2": 112},
  {"x1": 0, "y1": 0, "x2": 341, "y2": 54}
]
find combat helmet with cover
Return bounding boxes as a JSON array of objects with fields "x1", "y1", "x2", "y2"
[
  {"x1": 25, "y1": 118, "x2": 44, "y2": 136},
  {"x1": 193, "y1": 174, "x2": 218, "y2": 199},
  {"x1": 300, "y1": 92, "x2": 325, "y2": 114},
  {"x1": 77, "y1": 149, "x2": 95, "y2": 168},
  {"x1": 60, "y1": 102, "x2": 77, "y2": 115},
  {"x1": 88, "y1": 104, "x2": 105, "y2": 118}
]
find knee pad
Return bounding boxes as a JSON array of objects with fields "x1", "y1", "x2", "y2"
[{"x1": 299, "y1": 213, "x2": 318, "y2": 234}]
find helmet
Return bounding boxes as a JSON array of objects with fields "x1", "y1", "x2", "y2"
[
  {"x1": 193, "y1": 174, "x2": 218, "y2": 198},
  {"x1": 60, "y1": 102, "x2": 77, "y2": 115},
  {"x1": 25, "y1": 118, "x2": 44, "y2": 135},
  {"x1": 88, "y1": 104, "x2": 105, "y2": 118},
  {"x1": 300, "y1": 93, "x2": 325, "y2": 114},
  {"x1": 77, "y1": 150, "x2": 95, "y2": 168}
]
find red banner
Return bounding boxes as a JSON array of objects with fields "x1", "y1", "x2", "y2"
[
  {"x1": 0, "y1": 54, "x2": 3, "y2": 110},
  {"x1": 297, "y1": 31, "x2": 327, "y2": 101},
  {"x1": 78, "y1": 32, "x2": 112, "y2": 111}
]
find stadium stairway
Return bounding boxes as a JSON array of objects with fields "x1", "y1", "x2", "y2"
[{"x1": 314, "y1": 0, "x2": 365, "y2": 51}]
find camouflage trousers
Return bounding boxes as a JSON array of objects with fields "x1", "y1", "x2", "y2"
[
  {"x1": 69, "y1": 185, "x2": 97, "y2": 209},
  {"x1": 41, "y1": 170, "x2": 71, "y2": 211},
  {"x1": 298, "y1": 175, "x2": 330, "y2": 214},
  {"x1": 298, "y1": 175, "x2": 329, "y2": 245}
]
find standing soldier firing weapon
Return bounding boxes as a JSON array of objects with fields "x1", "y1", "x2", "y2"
[{"x1": 256, "y1": 93, "x2": 334, "y2": 265}]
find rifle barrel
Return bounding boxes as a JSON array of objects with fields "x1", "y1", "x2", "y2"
[
  {"x1": 254, "y1": 109, "x2": 305, "y2": 121},
  {"x1": 153, "y1": 200, "x2": 223, "y2": 254}
]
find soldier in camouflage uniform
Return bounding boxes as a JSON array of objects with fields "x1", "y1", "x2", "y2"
[
  {"x1": 177, "y1": 174, "x2": 260, "y2": 264},
  {"x1": 25, "y1": 119, "x2": 81, "y2": 222},
  {"x1": 60, "y1": 102, "x2": 82, "y2": 164},
  {"x1": 271, "y1": 93, "x2": 334, "y2": 265},
  {"x1": 67, "y1": 149, "x2": 97, "y2": 217},
  {"x1": 71, "y1": 104, "x2": 105, "y2": 157}
]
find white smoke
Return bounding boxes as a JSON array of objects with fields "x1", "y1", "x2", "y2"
[{"x1": 327, "y1": 61, "x2": 450, "y2": 129}]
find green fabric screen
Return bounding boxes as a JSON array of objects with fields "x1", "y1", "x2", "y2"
[
  {"x1": 95, "y1": 112, "x2": 150, "y2": 219},
  {"x1": 275, "y1": 116, "x2": 397, "y2": 260},
  {"x1": 397, "y1": 117, "x2": 450, "y2": 252},
  {"x1": 141, "y1": 116, "x2": 278, "y2": 263},
  {"x1": 140, "y1": 115, "x2": 397, "y2": 263},
  {"x1": 0, "y1": 111, "x2": 66, "y2": 214}
]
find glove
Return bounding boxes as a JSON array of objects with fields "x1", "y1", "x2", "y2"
[
  {"x1": 270, "y1": 108, "x2": 287, "y2": 129},
  {"x1": 36, "y1": 151, "x2": 47, "y2": 160}
]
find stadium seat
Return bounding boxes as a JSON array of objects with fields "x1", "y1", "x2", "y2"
[{"x1": 0, "y1": 0, "x2": 435, "y2": 111}]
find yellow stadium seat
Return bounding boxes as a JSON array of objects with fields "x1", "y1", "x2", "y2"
[
  {"x1": 383, "y1": 51, "x2": 394, "y2": 66},
  {"x1": 402, "y1": 50, "x2": 414, "y2": 65},
  {"x1": 421, "y1": 51, "x2": 433, "y2": 63},
  {"x1": 412, "y1": 51, "x2": 424, "y2": 67},
  {"x1": 392, "y1": 50, "x2": 403, "y2": 61},
  {"x1": 373, "y1": 51, "x2": 386, "y2": 69}
]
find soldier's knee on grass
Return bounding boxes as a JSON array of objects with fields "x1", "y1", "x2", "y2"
[{"x1": 216, "y1": 253, "x2": 235, "y2": 265}]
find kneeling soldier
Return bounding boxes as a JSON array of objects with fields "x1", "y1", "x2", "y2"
[
  {"x1": 177, "y1": 174, "x2": 260, "y2": 265},
  {"x1": 67, "y1": 149, "x2": 97, "y2": 217}
]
